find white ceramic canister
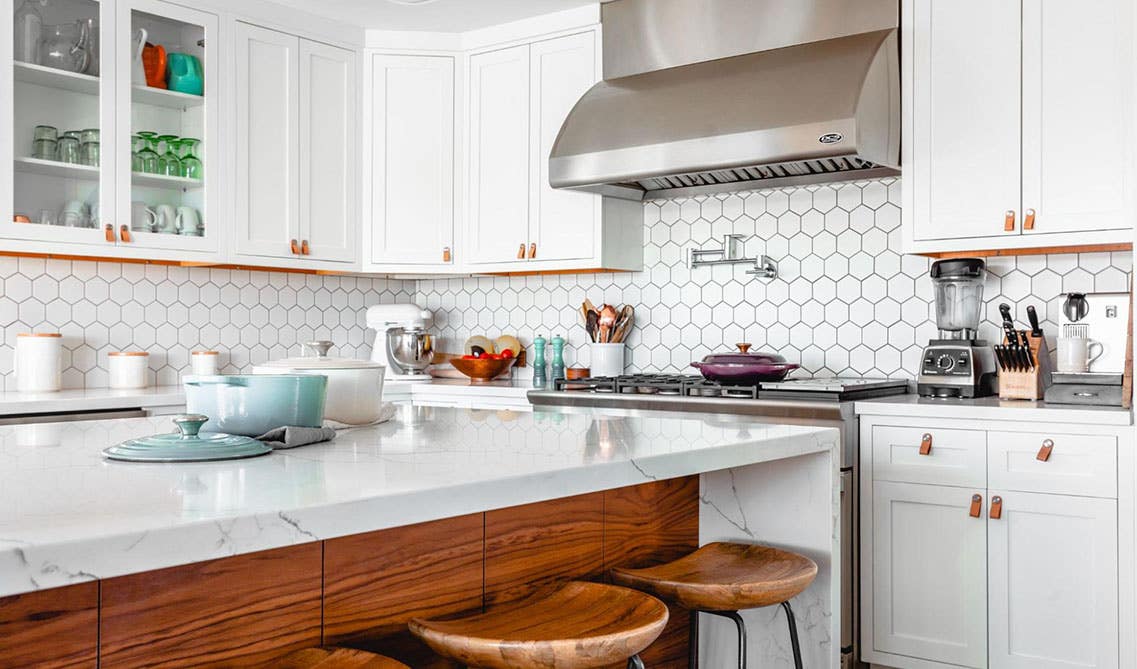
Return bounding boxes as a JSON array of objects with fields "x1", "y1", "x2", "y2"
[
  {"x1": 190, "y1": 350, "x2": 220, "y2": 376},
  {"x1": 108, "y1": 351, "x2": 150, "y2": 389},
  {"x1": 590, "y1": 342, "x2": 626, "y2": 378},
  {"x1": 15, "y1": 332, "x2": 63, "y2": 392}
]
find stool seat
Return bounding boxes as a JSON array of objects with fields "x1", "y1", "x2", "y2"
[
  {"x1": 610, "y1": 542, "x2": 817, "y2": 611},
  {"x1": 409, "y1": 581, "x2": 669, "y2": 669},
  {"x1": 275, "y1": 647, "x2": 410, "y2": 668}
]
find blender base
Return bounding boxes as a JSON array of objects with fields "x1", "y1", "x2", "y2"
[{"x1": 917, "y1": 340, "x2": 998, "y2": 398}]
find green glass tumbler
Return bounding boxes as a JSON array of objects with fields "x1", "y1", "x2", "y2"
[
  {"x1": 157, "y1": 134, "x2": 182, "y2": 177},
  {"x1": 179, "y1": 138, "x2": 203, "y2": 180},
  {"x1": 136, "y1": 131, "x2": 160, "y2": 174}
]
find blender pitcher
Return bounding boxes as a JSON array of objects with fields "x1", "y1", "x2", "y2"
[{"x1": 930, "y1": 258, "x2": 986, "y2": 340}]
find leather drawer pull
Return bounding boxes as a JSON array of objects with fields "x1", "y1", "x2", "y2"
[
  {"x1": 1037, "y1": 439, "x2": 1054, "y2": 462},
  {"x1": 989, "y1": 496, "x2": 1003, "y2": 519},
  {"x1": 969, "y1": 494, "x2": 982, "y2": 518},
  {"x1": 919, "y1": 433, "x2": 933, "y2": 455}
]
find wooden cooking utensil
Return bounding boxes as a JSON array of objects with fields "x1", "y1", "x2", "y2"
[
  {"x1": 598, "y1": 304, "x2": 618, "y2": 343},
  {"x1": 611, "y1": 305, "x2": 635, "y2": 343},
  {"x1": 585, "y1": 309, "x2": 600, "y2": 343}
]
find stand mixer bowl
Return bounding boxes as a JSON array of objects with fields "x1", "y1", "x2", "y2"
[{"x1": 386, "y1": 327, "x2": 434, "y2": 375}]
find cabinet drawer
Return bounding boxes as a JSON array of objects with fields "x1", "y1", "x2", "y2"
[
  {"x1": 988, "y1": 431, "x2": 1117, "y2": 497},
  {"x1": 871, "y1": 426, "x2": 986, "y2": 487}
]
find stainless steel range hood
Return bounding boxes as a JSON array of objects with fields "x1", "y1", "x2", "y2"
[{"x1": 549, "y1": 0, "x2": 900, "y2": 201}]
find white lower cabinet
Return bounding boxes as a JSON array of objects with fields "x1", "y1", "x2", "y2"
[
  {"x1": 861, "y1": 416, "x2": 1126, "y2": 669},
  {"x1": 871, "y1": 481, "x2": 987, "y2": 667},
  {"x1": 988, "y1": 491, "x2": 1118, "y2": 669}
]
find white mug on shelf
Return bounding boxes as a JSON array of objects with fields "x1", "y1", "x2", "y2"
[
  {"x1": 154, "y1": 204, "x2": 178, "y2": 234},
  {"x1": 131, "y1": 201, "x2": 157, "y2": 232},
  {"x1": 590, "y1": 342, "x2": 625, "y2": 378},
  {"x1": 15, "y1": 333, "x2": 63, "y2": 393},
  {"x1": 1057, "y1": 337, "x2": 1103, "y2": 373},
  {"x1": 175, "y1": 206, "x2": 202, "y2": 236},
  {"x1": 108, "y1": 352, "x2": 150, "y2": 389}
]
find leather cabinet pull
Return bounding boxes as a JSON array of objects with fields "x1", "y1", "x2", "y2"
[
  {"x1": 989, "y1": 496, "x2": 1003, "y2": 519},
  {"x1": 969, "y1": 494, "x2": 982, "y2": 518},
  {"x1": 1037, "y1": 439, "x2": 1054, "y2": 462},
  {"x1": 442, "y1": 247, "x2": 451, "y2": 263},
  {"x1": 290, "y1": 239, "x2": 300, "y2": 255},
  {"x1": 300, "y1": 240, "x2": 310, "y2": 255},
  {"x1": 119, "y1": 225, "x2": 132, "y2": 243},
  {"x1": 919, "y1": 433, "x2": 933, "y2": 456},
  {"x1": 1024, "y1": 208, "x2": 1036, "y2": 230},
  {"x1": 517, "y1": 243, "x2": 526, "y2": 259},
  {"x1": 1004, "y1": 210, "x2": 1016, "y2": 232},
  {"x1": 528, "y1": 243, "x2": 537, "y2": 259},
  {"x1": 105, "y1": 224, "x2": 116, "y2": 243}
]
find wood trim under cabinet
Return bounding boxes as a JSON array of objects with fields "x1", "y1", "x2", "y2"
[{"x1": 923, "y1": 242, "x2": 1132, "y2": 259}]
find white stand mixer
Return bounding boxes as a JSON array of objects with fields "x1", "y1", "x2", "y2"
[{"x1": 366, "y1": 304, "x2": 435, "y2": 381}]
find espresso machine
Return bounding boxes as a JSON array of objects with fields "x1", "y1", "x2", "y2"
[
  {"x1": 365, "y1": 304, "x2": 435, "y2": 380},
  {"x1": 917, "y1": 258, "x2": 998, "y2": 398}
]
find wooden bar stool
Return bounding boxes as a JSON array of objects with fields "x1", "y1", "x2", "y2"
[
  {"x1": 611, "y1": 542, "x2": 817, "y2": 669},
  {"x1": 276, "y1": 646, "x2": 411, "y2": 668},
  {"x1": 408, "y1": 581, "x2": 669, "y2": 668}
]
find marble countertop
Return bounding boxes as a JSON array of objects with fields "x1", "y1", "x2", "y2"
[
  {"x1": 0, "y1": 386, "x2": 186, "y2": 416},
  {"x1": 0, "y1": 406, "x2": 837, "y2": 598},
  {"x1": 856, "y1": 394, "x2": 1133, "y2": 425}
]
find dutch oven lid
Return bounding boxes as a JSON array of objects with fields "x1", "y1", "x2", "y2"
[
  {"x1": 260, "y1": 341, "x2": 383, "y2": 370},
  {"x1": 697, "y1": 343, "x2": 788, "y2": 365}
]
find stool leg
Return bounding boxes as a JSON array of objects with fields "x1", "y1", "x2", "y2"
[
  {"x1": 627, "y1": 654, "x2": 645, "y2": 669},
  {"x1": 780, "y1": 601, "x2": 804, "y2": 669},
  {"x1": 688, "y1": 610, "x2": 699, "y2": 668},
  {"x1": 706, "y1": 610, "x2": 747, "y2": 669}
]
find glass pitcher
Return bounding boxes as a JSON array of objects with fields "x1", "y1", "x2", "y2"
[{"x1": 40, "y1": 21, "x2": 90, "y2": 73}]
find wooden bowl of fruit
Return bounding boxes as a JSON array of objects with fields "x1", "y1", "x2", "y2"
[{"x1": 450, "y1": 348, "x2": 518, "y2": 383}]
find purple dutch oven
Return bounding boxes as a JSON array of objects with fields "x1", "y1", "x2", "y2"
[{"x1": 690, "y1": 344, "x2": 800, "y2": 385}]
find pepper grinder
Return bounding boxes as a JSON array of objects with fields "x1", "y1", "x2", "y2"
[
  {"x1": 532, "y1": 334, "x2": 547, "y2": 387},
  {"x1": 551, "y1": 335, "x2": 566, "y2": 381}
]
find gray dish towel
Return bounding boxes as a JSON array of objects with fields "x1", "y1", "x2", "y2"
[{"x1": 255, "y1": 425, "x2": 337, "y2": 450}]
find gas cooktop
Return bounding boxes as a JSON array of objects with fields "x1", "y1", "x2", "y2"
[{"x1": 549, "y1": 374, "x2": 908, "y2": 402}]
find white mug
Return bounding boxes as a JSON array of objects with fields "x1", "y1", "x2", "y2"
[
  {"x1": 1057, "y1": 337, "x2": 1104, "y2": 373},
  {"x1": 15, "y1": 333, "x2": 63, "y2": 393},
  {"x1": 131, "y1": 201, "x2": 157, "y2": 232},
  {"x1": 154, "y1": 204, "x2": 178, "y2": 234},
  {"x1": 175, "y1": 206, "x2": 202, "y2": 236}
]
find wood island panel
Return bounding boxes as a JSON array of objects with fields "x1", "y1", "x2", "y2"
[
  {"x1": 0, "y1": 581, "x2": 98, "y2": 668},
  {"x1": 604, "y1": 476, "x2": 701, "y2": 668},
  {"x1": 99, "y1": 543, "x2": 323, "y2": 667},
  {"x1": 484, "y1": 491, "x2": 605, "y2": 608},
  {"x1": 323, "y1": 514, "x2": 484, "y2": 667}
]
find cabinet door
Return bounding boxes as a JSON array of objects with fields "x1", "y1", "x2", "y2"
[
  {"x1": 368, "y1": 54, "x2": 454, "y2": 266},
  {"x1": 118, "y1": 0, "x2": 219, "y2": 256},
  {"x1": 467, "y1": 44, "x2": 529, "y2": 265},
  {"x1": 871, "y1": 481, "x2": 987, "y2": 668},
  {"x1": 234, "y1": 22, "x2": 299, "y2": 259},
  {"x1": 988, "y1": 491, "x2": 1118, "y2": 669},
  {"x1": 528, "y1": 31, "x2": 597, "y2": 263},
  {"x1": 910, "y1": 0, "x2": 1021, "y2": 242},
  {"x1": 1020, "y1": 0, "x2": 1134, "y2": 237},
  {"x1": 2, "y1": 0, "x2": 114, "y2": 249},
  {"x1": 298, "y1": 39, "x2": 355, "y2": 263}
]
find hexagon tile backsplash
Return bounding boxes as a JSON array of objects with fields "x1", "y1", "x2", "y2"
[
  {"x1": 0, "y1": 260, "x2": 413, "y2": 390},
  {"x1": 418, "y1": 178, "x2": 1132, "y2": 379}
]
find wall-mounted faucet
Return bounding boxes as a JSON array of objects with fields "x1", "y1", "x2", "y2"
[{"x1": 688, "y1": 234, "x2": 779, "y2": 280}]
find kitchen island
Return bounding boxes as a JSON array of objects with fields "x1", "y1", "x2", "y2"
[{"x1": 0, "y1": 406, "x2": 840, "y2": 667}]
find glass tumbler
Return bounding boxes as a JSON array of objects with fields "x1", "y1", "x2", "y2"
[
  {"x1": 136, "y1": 131, "x2": 160, "y2": 174},
  {"x1": 79, "y1": 128, "x2": 100, "y2": 167},
  {"x1": 131, "y1": 134, "x2": 144, "y2": 172},
  {"x1": 33, "y1": 139, "x2": 58, "y2": 160},
  {"x1": 56, "y1": 136, "x2": 80, "y2": 164},
  {"x1": 157, "y1": 134, "x2": 181, "y2": 177},
  {"x1": 179, "y1": 138, "x2": 203, "y2": 179}
]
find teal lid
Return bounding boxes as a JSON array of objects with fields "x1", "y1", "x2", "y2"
[{"x1": 103, "y1": 415, "x2": 272, "y2": 463}]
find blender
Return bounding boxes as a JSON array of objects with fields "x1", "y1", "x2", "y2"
[{"x1": 917, "y1": 258, "x2": 997, "y2": 397}]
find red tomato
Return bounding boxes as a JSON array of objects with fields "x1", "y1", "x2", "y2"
[{"x1": 500, "y1": 348, "x2": 515, "y2": 358}]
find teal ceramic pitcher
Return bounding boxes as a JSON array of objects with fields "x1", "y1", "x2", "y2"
[{"x1": 166, "y1": 53, "x2": 203, "y2": 96}]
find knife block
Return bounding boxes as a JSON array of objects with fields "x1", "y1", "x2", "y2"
[{"x1": 998, "y1": 331, "x2": 1052, "y2": 400}]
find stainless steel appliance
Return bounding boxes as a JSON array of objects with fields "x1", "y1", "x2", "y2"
[
  {"x1": 529, "y1": 373, "x2": 909, "y2": 669},
  {"x1": 365, "y1": 304, "x2": 435, "y2": 380},
  {"x1": 917, "y1": 258, "x2": 998, "y2": 398},
  {"x1": 549, "y1": 0, "x2": 900, "y2": 201}
]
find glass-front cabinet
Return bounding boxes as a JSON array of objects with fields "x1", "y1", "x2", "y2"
[{"x1": 3, "y1": 0, "x2": 218, "y2": 259}]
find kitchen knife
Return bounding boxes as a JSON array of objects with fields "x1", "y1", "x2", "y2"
[
  {"x1": 995, "y1": 345, "x2": 1008, "y2": 372},
  {"x1": 1026, "y1": 305, "x2": 1042, "y2": 338},
  {"x1": 998, "y1": 303, "x2": 1018, "y2": 347}
]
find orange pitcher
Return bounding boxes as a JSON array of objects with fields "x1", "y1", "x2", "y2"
[{"x1": 142, "y1": 42, "x2": 167, "y2": 88}]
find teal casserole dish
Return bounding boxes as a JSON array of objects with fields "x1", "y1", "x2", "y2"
[{"x1": 184, "y1": 374, "x2": 328, "y2": 436}]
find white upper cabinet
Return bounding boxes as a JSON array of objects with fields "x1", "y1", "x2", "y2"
[
  {"x1": 528, "y1": 30, "x2": 597, "y2": 264},
  {"x1": 467, "y1": 43, "x2": 531, "y2": 266},
  {"x1": 1020, "y1": 0, "x2": 1134, "y2": 239},
  {"x1": 233, "y1": 22, "x2": 357, "y2": 267},
  {"x1": 903, "y1": 0, "x2": 1135, "y2": 253},
  {"x1": 364, "y1": 53, "x2": 454, "y2": 269},
  {"x1": 298, "y1": 39, "x2": 356, "y2": 263},
  {"x1": 233, "y1": 22, "x2": 298, "y2": 261}
]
